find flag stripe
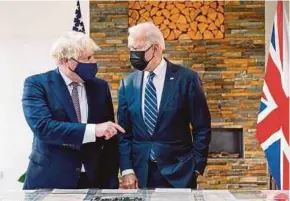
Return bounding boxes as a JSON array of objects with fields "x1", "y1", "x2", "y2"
[
  {"x1": 256, "y1": 1, "x2": 289, "y2": 190},
  {"x1": 271, "y1": 26, "x2": 276, "y2": 51}
]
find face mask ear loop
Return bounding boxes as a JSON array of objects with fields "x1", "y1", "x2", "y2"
[
  {"x1": 145, "y1": 44, "x2": 153, "y2": 52},
  {"x1": 146, "y1": 45, "x2": 155, "y2": 63},
  {"x1": 70, "y1": 57, "x2": 78, "y2": 62},
  {"x1": 68, "y1": 66, "x2": 75, "y2": 72},
  {"x1": 68, "y1": 57, "x2": 79, "y2": 72}
]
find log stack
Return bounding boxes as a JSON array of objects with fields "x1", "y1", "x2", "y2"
[{"x1": 129, "y1": 1, "x2": 225, "y2": 40}]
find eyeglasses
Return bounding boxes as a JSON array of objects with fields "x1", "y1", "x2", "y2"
[
  {"x1": 70, "y1": 55, "x2": 94, "y2": 62},
  {"x1": 128, "y1": 44, "x2": 154, "y2": 51}
]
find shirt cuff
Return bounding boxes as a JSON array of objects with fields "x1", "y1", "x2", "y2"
[
  {"x1": 82, "y1": 124, "x2": 96, "y2": 144},
  {"x1": 122, "y1": 169, "x2": 135, "y2": 177}
]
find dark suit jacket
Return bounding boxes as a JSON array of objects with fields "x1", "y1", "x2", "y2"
[
  {"x1": 22, "y1": 68, "x2": 119, "y2": 189},
  {"x1": 118, "y1": 59, "x2": 211, "y2": 188}
]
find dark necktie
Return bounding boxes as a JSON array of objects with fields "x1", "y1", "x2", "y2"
[{"x1": 71, "y1": 82, "x2": 81, "y2": 122}]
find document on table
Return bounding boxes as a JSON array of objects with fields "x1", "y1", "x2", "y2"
[
  {"x1": 43, "y1": 194, "x2": 86, "y2": 201},
  {"x1": 151, "y1": 188, "x2": 194, "y2": 201},
  {"x1": 101, "y1": 189, "x2": 138, "y2": 194},
  {"x1": 199, "y1": 190, "x2": 237, "y2": 201},
  {"x1": 52, "y1": 189, "x2": 89, "y2": 194},
  {"x1": 155, "y1": 188, "x2": 192, "y2": 193},
  {"x1": 0, "y1": 191, "x2": 38, "y2": 201}
]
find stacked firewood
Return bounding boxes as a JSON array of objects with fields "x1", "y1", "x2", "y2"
[{"x1": 129, "y1": 1, "x2": 225, "y2": 40}]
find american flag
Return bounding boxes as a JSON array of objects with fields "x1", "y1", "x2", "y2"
[
  {"x1": 256, "y1": 1, "x2": 289, "y2": 190},
  {"x1": 72, "y1": 0, "x2": 86, "y2": 33}
]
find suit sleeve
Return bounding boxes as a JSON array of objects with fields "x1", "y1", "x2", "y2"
[
  {"x1": 101, "y1": 82, "x2": 119, "y2": 189},
  {"x1": 117, "y1": 79, "x2": 133, "y2": 171},
  {"x1": 22, "y1": 77, "x2": 86, "y2": 150},
  {"x1": 188, "y1": 74, "x2": 211, "y2": 175}
]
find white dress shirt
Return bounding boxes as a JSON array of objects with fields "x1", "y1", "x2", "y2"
[
  {"x1": 59, "y1": 69, "x2": 96, "y2": 172},
  {"x1": 142, "y1": 58, "x2": 167, "y2": 117},
  {"x1": 122, "y1": 58, "x2": 167, "y2": 176}
]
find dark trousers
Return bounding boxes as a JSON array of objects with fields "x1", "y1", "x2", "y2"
[
  {"x1": 147, "y1": 161, "x2": 173, "y2": 188},
  {"x1": 77, "y1": 172, "x2": 92, "y2": 189},
  {"x1": 147, "y1": 161, "x2": 197, "y2": 189}
]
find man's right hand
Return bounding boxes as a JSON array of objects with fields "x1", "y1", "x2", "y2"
[
  {"x1": 95, "y1": 121, "x2": 125, "y2": 140},
  {"x1": 122, "y1": 173, "x2": 138, "y2": 189}
]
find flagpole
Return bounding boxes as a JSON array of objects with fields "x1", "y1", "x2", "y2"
[
  {"x1": 269, "y1": 172, "x2": 277, "y2": 190},
  {"x1": 269, "y1": 173, "x2": 274, "y2": 190}
]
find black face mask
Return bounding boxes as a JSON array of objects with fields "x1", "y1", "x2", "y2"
[{"x1": 129, "y1": 45, "x2": 154, "y2": 71}]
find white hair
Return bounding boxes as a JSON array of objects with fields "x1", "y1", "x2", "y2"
[
  {"x1": 51, "y1": 31, "x2": 101, "y2": 64},
  {"x1": 128, "y1": 22, "x2": 165, "y2": 49}
]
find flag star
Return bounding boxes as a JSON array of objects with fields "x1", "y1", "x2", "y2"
[{"x1": 77, "y1": 25, "x2": 83, "y2": 31}]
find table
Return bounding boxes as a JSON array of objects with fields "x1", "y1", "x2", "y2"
[{"x1": 0, "y1": 189, "x2": 289, "y2": 201}]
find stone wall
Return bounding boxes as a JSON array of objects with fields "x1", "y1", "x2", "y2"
[{"x1": 90, "y1": 1, "x2": 268, "y2": 189}]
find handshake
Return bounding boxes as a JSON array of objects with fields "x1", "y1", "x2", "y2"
[{"x1": 95, "y1": 121, "x2": 125, "y2": 140}]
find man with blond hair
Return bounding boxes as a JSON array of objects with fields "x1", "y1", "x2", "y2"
[
  {"x1": 22, "y1": 31, "x2": 124, "y2": 189},
  {"x1": 118, "y1": 22, "x2": 211, "y2": 189}
]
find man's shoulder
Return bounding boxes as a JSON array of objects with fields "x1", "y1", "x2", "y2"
[
  {"x1": 91, "y1": 77, "x2": 108, "y2": 85},
  {"x1": 167, "y1": 60, "x2": 199, "y2": 80},
  {"x1": 24, "y1": 69, "x2": 55, "y2": 84},
  {"x1": 89, "y1": 77, "x2": 109, "y2": 88},
  {"x1": 123, "y1": 70, "x2": 139, "y2": 85},
  {"x1": 179, "y1": 67, "x2": 199, "y2": 79}
]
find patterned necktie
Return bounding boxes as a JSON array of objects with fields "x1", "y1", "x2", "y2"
[
  {"x1": 144, "y1": 72, "x2": 158, "y2": 161},
  {"x1": 71, "y1": 82, "x2": 81, "y2": 123}
]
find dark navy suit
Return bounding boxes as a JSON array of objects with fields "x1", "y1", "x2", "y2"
[
  {"x1": 22, "y1": 69, "x2": 118, "y2": 189},
  {"x1": 118, "y1": 59, "x2": 211, "y2": 188}
]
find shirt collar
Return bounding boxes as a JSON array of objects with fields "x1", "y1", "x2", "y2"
[
  {"x1": 59, "y1": 68, "x2": 84, "y2": 87},
  {"x1": 145, "y1": 57, "x2": 166, "y2": 79}
]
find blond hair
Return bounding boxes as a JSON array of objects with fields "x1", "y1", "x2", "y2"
[{"x1": 51, "y1": 31, "x2": 100, "y2": 64}]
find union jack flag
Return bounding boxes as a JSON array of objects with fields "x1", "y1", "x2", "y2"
[{"x1": 256, "y1": 1, "x2": 289, "y2": 190}]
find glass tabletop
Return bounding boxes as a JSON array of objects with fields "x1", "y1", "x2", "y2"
[{"x1": 0, "y1": 189, "x2": 289, "y2": 201}]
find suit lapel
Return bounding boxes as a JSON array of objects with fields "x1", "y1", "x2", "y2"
[
  {"x1": 133, "y1": 70, "x2": 147, "y2": 127},
  {"x1": 84, "y1": 81, "x2": 96, "y2": 123},
  {"x1": 50, "y1": 69, "x2": 78, "y2": 122},
  {"x1": 157, "y1": 60, "x2": 180, "y2": 121}
]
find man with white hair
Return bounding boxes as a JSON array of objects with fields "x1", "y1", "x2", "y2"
[
  {"x1": 22, "y1": 31, "x2": 124, "y2": 189},
  {"x1": 118, "y1": 22, "x2": 211, "y2": 189}
]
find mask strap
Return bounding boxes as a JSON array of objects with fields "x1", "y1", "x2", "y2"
[
  {"x1": 70, "y1": 57, "x2": 79, "y2": 62},
  {"x1": 68, "y1": 66, "x2": 75, "y2": 72},
  {"x1": 68, "y1": 57, "x2": 78, "y2": 72},
  {"x1": 145, "y1": 44, "x2": 153, "y2": 52},
  {"x1": 146, "y1": 44, "x2": 155, "y2": 63}
]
